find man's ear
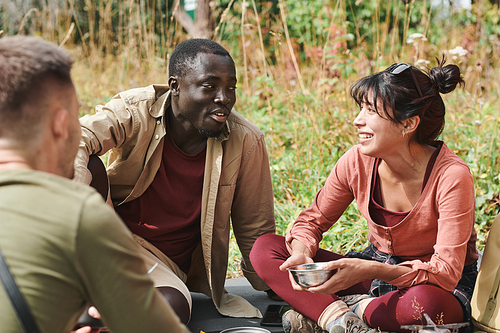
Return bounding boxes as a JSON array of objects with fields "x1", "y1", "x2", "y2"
[
  {"x1": 404, "y1": 115, "x2": 420, "y2": 135},
  {"x1": 169, "y1": 76, "x2": 179, "y2": 96},
  {"x1": 52, "y1": 108, "x2": 69, "y2": 141}
]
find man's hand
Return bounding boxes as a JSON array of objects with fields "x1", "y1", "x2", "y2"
[{"x1": 71, "y1": 306, "x2": 107, "y2": 333}]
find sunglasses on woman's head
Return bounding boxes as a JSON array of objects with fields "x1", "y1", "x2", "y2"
[{"x1": 386, "y1": 62, "x2": 423, "y2": 98}]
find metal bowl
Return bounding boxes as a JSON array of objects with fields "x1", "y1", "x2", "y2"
[
  {"x1": 286, "y1": 262, "x2": 334, "y2": 287},
  {"x1": 220, "y1": 327, "x2": 271, "y2": 333}
]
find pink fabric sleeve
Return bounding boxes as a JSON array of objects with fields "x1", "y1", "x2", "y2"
[{"x1": 286, "y1": 149, "x2": 357, "y2": 257}]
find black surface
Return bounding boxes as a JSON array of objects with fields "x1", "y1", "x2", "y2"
[{"x1": 187, "y1": 278, "x2": 287, "y2": 333}]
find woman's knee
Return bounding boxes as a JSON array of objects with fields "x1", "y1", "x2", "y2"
[
  {"x1": 365, "y1": 285, "x2": 464, "y2": 331},
  {"x1": 250, "y1": 233, "x2": 288, "y2": 276},
  {"x1": 251, "y1": 234, "x2": 285, "y2": 261},
  {"x1": 253, "y1": 233, "x2": 282, "y2": 249},
  {"x1": 395, "y1": 284, "x2": 464, "y2": 324}
]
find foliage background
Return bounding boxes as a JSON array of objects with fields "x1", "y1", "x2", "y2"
[{"x1": 2, "y1": 0, "x2": 499, "y2": 277}]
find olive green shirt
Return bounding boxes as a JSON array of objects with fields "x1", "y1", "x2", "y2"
[{"x1": 0, "y1": 170, "x2": 188, "y2": 333}]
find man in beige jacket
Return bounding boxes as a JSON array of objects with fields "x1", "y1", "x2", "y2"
[
  {"x1": 74, "y1": 38, "x2": 276, "y2": 324},
  {"x1": 0, "y1": 35, "x2": 188, "y2": 333}
]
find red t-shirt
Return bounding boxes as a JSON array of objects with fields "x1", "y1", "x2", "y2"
[{"x1": 116, "y1": 127, "x2": 205, "y2": 273}]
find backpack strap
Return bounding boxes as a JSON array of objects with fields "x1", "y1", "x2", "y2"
[{"x1": 0, "y1": 247, "x2": 40, "y2": 333}]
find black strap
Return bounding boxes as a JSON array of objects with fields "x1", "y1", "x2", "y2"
[{"x1": 0, "y1": 247, "x2": 40, "y2": 333}]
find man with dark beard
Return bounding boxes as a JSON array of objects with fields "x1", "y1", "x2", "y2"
[{"x1": 74, "y1": 38, "x2": 276, "y2": 325}]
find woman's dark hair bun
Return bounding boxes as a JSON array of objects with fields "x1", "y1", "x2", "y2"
[{"x1": 429, "y1": 56, "x2": 464, "y2": 94}]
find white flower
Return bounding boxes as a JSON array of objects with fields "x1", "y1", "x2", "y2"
[
  {"x1": 448, "y1": 46, "x2": 468, "y2": 60},
  {"x1": 407, "y1": 33, "x2": 428, "y2": 44},
  {"x1": 415, "y1": 59, "x2": 431, "y2": 69}
]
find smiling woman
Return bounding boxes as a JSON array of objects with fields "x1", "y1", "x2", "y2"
[
  {"x1": 250, "y1": 59, "x2": 478, "y2": 333},
  {"x1": 350, "y1": 59, "x2": 463, "y2": 147}
]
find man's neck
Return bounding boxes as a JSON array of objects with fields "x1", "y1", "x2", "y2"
[
  {"x1": 0, "y1": 156, "x2": 32, "y2": 171},
  {"x1": 166, "y1": 108, "x2": 208, "y2": 155},
  {"x1": 0, "y1": 139, "x2": 33, "y2": 170}
]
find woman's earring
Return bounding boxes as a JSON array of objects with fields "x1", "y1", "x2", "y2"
[{"x1": 402, "y1": 130, "x2": 406, "y2": 137}]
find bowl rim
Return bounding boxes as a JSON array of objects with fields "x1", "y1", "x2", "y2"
[
  {"x1": 286, "y1": 262, "x2": 330, "y2": 272},
  {"x1": 220, "y1": 327, "x2": 272, "y2": 333}
]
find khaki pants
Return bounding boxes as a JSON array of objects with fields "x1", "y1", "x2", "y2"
[{"x1": 132, "y1": 234, "x2": 193, "y2": 312}]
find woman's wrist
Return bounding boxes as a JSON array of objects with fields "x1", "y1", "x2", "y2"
[
  {"x1": 290, "y1": 238, "x2": 313, "y2": 258},
  {"x1": 370, "y1": 260, "x2": 412, "y2": 281}
]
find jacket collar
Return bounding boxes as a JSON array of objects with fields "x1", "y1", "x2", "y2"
[{"x1": 149, "y1": 85, "x2": 171, "y2": 119}]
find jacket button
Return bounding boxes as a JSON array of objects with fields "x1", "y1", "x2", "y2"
[{"x1": 155, "y1": 134, "x2": 159, "y2": 139}]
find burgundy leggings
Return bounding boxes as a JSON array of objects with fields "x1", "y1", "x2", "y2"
[{"x1": 250, "y1": 234, "x2": 464, "y2": 332}]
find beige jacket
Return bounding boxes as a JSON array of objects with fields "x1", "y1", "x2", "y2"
[{"x1": 74, "y1": 85, "x2": 276, "y2": 317}]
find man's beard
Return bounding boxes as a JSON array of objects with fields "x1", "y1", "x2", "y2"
[{"x1": 197, "y1": 127, "x2": 221, "y2": 138}]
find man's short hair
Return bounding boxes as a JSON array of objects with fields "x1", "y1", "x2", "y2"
[
  {"x1": 169, "y1": 38, "x2": 232, "y2": 77},
  {"x1": 0, "y1": 35, "x2": 74, "y2": 144}
]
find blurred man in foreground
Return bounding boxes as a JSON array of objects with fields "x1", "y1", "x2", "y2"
[{"x1": 0, "y1": 35, "x2": 188, "y2": 333}]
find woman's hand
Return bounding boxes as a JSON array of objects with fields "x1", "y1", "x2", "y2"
[
  {"x1": 279, "y1": 239, "x2": 314, "y2": 271},
  {"x1": 279, "y1": 252, "x2": 314, "y2": 271},
  {"x1": 306, "y1": 258, "x2": 374, "y2": 294},
  {"x1": 306, "y1": 258, "x2": 412, "y2": 295},
  {"x1": 279, "y1": 239, "x2": 315, "y2": 291},
  {"x1": 280, "y1": 253, "x2": 314, "y2": 291}
]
